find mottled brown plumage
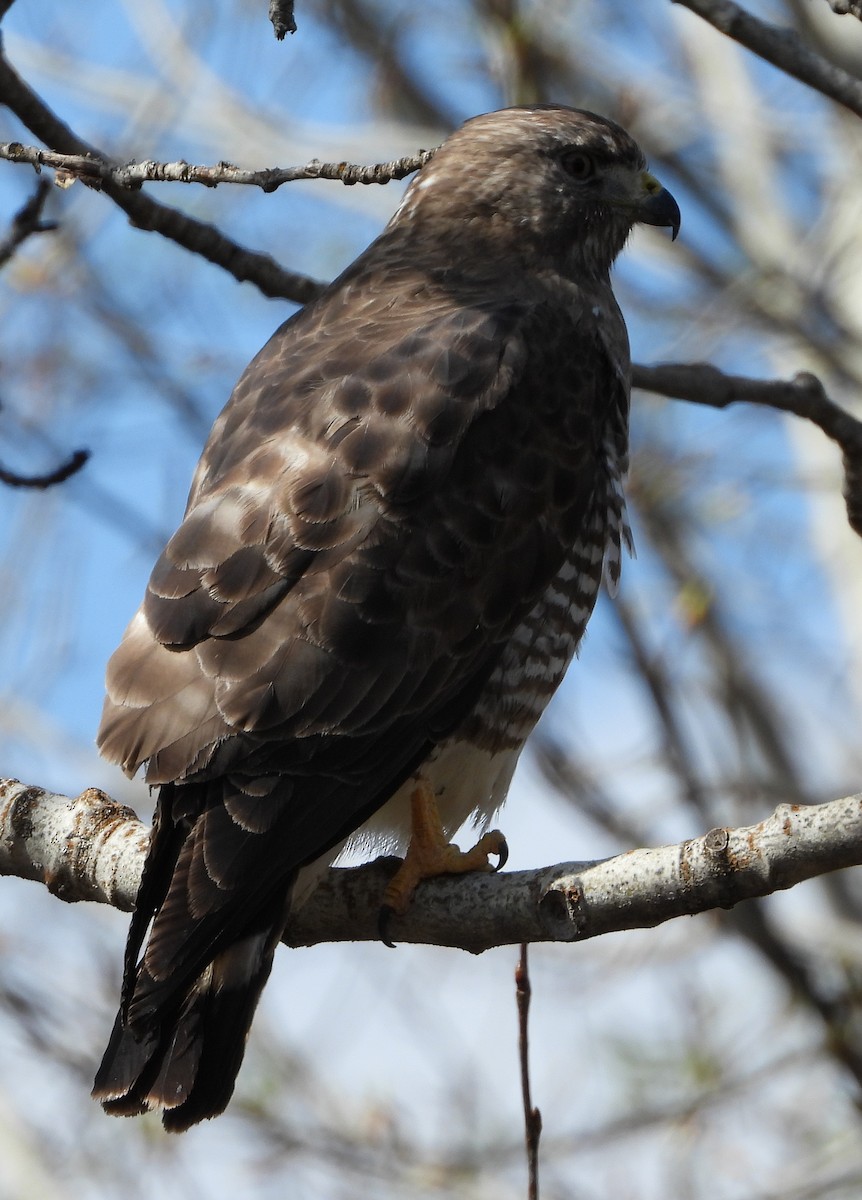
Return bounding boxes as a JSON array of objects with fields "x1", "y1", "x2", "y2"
[{"x1": 92, "y1": 104, "x2": 679, "y2": 1129}]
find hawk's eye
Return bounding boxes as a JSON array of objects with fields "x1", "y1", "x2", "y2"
[{"x1": 560, "y1": 151, "x2": 595, "y2": 182}]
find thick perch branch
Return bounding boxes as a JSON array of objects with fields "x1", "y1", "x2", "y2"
[
  {"x1": 0, "y1": 778, "x2": 859, "y2": 953},
  {"x1": 0, "y1": 781, "x2": 148, "y2": 911}
]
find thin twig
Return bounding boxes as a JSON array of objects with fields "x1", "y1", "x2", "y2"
[
  {"x1": 822, "y1": 0, "x2": 862, "y2": 17},
  {"x1": 0, "y1": 177, "x2": 56, "y2": 268},
  {"x1": 0, "y1": 141, "x2": 435, "y2": 194},
  {"x1": 0, "y1": 447, "x2": 89, "y2": 489},
  {"x1": 269, "y1": 0, "x2": 297, "y2": 36},
  {"x1": 515, "y1": 944, "x2": 541, "y2": 1200},
  {"x1": 633, "y1": 362, "x2": 862, "y2": 537},
  {"x1": 671, "y1": 0, "x2": 862, "y2": 119}
]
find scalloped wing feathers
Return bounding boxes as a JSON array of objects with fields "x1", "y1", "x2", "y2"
[{"x1": 93, "y1": 104, "x2": 641, "y2": 1130}]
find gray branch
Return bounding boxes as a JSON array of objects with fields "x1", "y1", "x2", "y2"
[
  {"x1": 632, "y1": 363, "x2": 862, "y2": 539},
  {"x1": 822, "y1": 0, "x2": 862, "y2": 18},
  {"x1": 0, "y1": 780, "x2": 148, "y2": 911},
  {"x1": 0, "y1": 777, "x2": 859, "y2": 953},
  {"x1": 0, "y1": 141, "x2": 435, "y2": 194},
  {"x1": 672, "y1": 0, "x2": 862, "y2": 118},
  {"x1": 269, "y1": 0, "x2": 297, "y2": 37}
]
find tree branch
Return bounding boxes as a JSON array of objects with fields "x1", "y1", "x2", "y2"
[
  {"x1": 0, "y1": 141, "x2": 435, "y2": 194},
  {"x1": 269, "y1": 0, "x2": 297, "y2": 37},
  {"x1": 0, "y1": 42, "x2": 324, "y2": 304},
  {"x1": 515, "y1": 945, "x2": 542, "y2": 1200},
  {"x1": 1, "y1": 777, "x2": 859, "y2": 953},
  {"x1": 3, "y1": 37, "x2": 861, "y2": 544},
  {"x1": 824, "y1": 0, "x2": 862, "y2": 17},
  {"x1": 0, "y1": 447, "x2": 89, "y2": 489},
  {"x1": 0, "y1": 780, "x2": 148, "y2": 910},
  {"x1": 0, "y1": 176, "x2": 56, "y2": 268},
  {"x1": 671, "y1": 0, "x2": 862, "y2": 119},
  {"x1": 633, "y1": 362, "x2": 862, "y2": 538}
]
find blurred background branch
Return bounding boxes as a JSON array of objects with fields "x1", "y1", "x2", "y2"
[
  {"x1": 0, "y1": 173, "x2": 52, "y2": 264},
  {"x1": 673, "y1": 0, "x2": 862, "y2": 115}
]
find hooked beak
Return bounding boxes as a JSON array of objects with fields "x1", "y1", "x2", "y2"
[{"x1": 636, "y1": 171, "x2": 681, "y2": 241}]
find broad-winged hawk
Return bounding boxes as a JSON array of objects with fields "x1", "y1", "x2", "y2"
[{"x1": 92, "y1": 104, "x2": 680, "y2": 1129}]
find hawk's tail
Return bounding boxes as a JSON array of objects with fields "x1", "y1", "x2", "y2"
[
  {"x1": 92, "y1": 778, "x2": 296, "y2": 1131},
  {"x1": 92, "y1": 926, "x2": 281, "y2": 1132}
]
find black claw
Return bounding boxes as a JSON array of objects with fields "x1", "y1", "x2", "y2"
[
  {"x1": 377, "y1": 904, "x2": 398, "y2": 949},
  {"x1": 493, "y1": 839, "x2": 509, "y2": 872}
]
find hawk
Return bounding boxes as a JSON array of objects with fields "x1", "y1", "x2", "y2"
[{"x1": 92, "y1": 104, "x2": 680, "y2": 1129}]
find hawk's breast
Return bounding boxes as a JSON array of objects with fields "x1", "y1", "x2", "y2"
[
  {"x1": 323, "y1": 439, "x2": 629, "y2": 874},
  {"x1": 462, "y1": 493, "x2": 616, "y2": 753}
]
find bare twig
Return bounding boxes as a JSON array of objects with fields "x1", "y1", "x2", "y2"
[
  {"x1": 0, "y1": 447, "x2": 89, "y2": 489},
  {"x1": 671, "y1": 0, "x2": 862, "y2": 119},
  {"x1": 633, "y1": 362, "x2": 862, "y2": 537},
  {"x1": 823, "y1": 0, "x2": 862, "y2": 17},
  {"x1": 0, "y1": 177, "x2": 56, "y2": 268},
  {"x1": 0, "y1": 47, "x2": 324, "y2": 304},
  {"x1": 0, "y1": 141, "x2": 435, "y2": 193},
  {"x1": 1, "y1": 778, "x2": 860, "y2": 952},
  {"x1": 269, "y1": 0, "x2": 297, "y2": 37},
  {"x1": 515, "y1": 944, "x2": 542, "y2": 1200}
]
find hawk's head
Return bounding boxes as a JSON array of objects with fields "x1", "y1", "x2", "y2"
[{"x1": 393, "y1": 105, "x2": 680, "y2": 278}]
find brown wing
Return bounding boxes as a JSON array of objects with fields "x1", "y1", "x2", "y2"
[
  {"x1": 102, "y1": 269, "x2": 530, "y2": 763},
  {"x1": 95, "y1": 252, "x2": 617, "y2": 1128}
]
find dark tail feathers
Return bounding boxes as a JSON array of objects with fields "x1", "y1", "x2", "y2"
[{"x1": 93, "y1": 931, "x2": 277, "y2": 1132}]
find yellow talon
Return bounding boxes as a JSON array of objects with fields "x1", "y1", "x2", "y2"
[{"x1": 379, "y1": 781, "x2": 508, "y2": 946}]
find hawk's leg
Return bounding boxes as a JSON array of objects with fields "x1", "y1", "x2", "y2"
[{"x1": 378, "y1": 780, "x2": 508, "y2": 947}]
